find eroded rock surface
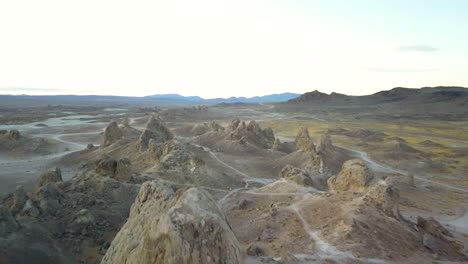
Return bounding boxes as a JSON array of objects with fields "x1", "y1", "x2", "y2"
[
  {"x1": 327, "y1": 159, "x2": 373, "y2": 192},
  {"x1": 102, "y1": 181, "x2": 243, "y2": 264}
]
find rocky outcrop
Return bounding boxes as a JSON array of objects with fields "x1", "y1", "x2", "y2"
[
  {"x1": 34, "y1": 167, "x2": 63, "y2": 190},
  {"x1": 278, "y1": 165, "x2": 313, "y2": 186},
  {"x1": 139, "y1": 116, "x2": 174, "y2": 152},
  {"x1": 229, "y1": 120, "x2": 275, "y2": 148},
  {"x1": 148, "y1": 139, "x2": 204, "y2": 170},
  {"x1": 102, "y1": 181, "x2": 243, "y2": 264},
  {"x1": 316, "y1": 133, "x2": 333, "y2": 153},
  {"x1": 327, "y1": 159, "x2": 373, "y2": 192},
  {"x1": 101, "y1": 122, "x2": 123, "y2": 147},
  {"x1": 294, "y1": 127, "x2": 317, "y2": 153},
  {"x1": 191, "y1": 121, "x2": 224, "y2": 136},
  {"x1": 95, "y1": 156, "x2": 132, "y2": 181}
]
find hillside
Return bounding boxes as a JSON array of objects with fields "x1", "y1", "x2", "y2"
[{"x1": 284, "y1": 86, "x2": 468, "y2": 120}]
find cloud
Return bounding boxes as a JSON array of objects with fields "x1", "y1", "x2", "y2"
[
  {"x1": 368, "y1": 67, "x2": 439, "y2": 73},
  {"x1": 397, "y1": 45, "x2": 438, "y2": 52}
]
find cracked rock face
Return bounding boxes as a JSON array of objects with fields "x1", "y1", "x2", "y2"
[
  {"x1": 101, "y1": 181, "x2": 243, "y2": 264},
  {"x1": 139, "y1": 116, "x2": 174, "y2": 152},
  {"x1": 101, "y1": 122, "x2": 123, "y2": 147},
  {"x1": 327, "y1": 159, "x2": 374, "y2": 192}
]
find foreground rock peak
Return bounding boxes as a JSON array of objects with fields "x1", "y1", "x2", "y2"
[
  {"x1": 102, "y1": 181, "x2": 243, "y2": 264},
  {"x1": 327, "y1": 159, "x2": 374, "y2": 192}
]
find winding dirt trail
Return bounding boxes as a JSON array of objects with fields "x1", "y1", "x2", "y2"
[{"x1": 348, "y1": 149, "x2": 468, "y2": 193}]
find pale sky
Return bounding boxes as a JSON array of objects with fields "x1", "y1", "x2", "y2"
[{"x1": 0, "y1": 0, "x2": 467, "y2": 98}]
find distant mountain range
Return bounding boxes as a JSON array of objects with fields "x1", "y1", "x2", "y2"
[
  {"x1": 145, "y1": 92, "x2": 300, "y2": 103},
  {"x1": 0, "y1": 92, "x2": 300, "y2": 104}
]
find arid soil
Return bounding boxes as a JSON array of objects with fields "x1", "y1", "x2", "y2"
[{"x1": 0, "y1": 102, "x2": 467, "y2": 263}]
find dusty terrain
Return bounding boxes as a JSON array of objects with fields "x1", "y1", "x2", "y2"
[{"x1": 0, "y1": 89, "x2": 467, "y2": 263}]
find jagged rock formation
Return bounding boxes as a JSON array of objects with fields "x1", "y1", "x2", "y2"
[
  {"x1": 228, "y1": 119, "x2": 275, "y2": 148},
  {"x1": 191, "y1": 121, "x2": 224, "y2": 136},
  {"x1": 0, "y1": 168, "x2": 140, "y2": 263},
  {"x1": 278, "y1": 165, "x2": 313, "y2": 186},
  {"x1": 102, "y1": 181, "x2": 243, "y2": 264},
  {"x1": 34, "y1": 167, "x2": 63, "y2": 190},
  {"x1": 148, "y1": 139, "x2": 204, "y2": 170},
  {"x1": 315, "y1": 133, "x2": 333, "y2": 153},
  {"x1": 95, "y1": 156, "x2": 132, "y2": 181},
  {"x1": 139, "y1": 116, "x2": 174, "y2": 152},
  {"x1": 294, "y1": 127, "x2": 317, "y2": 153},
  {"x1": 101, "y1": 121, "x2": 122, "y2": 147},
  {"x1": 327, "y1": 159, "x2": 373, "y2": 192},
  {"x1": 194, "y1": 118, "x2": 277, "y2": 150}
]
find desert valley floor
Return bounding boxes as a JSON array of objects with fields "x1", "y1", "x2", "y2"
[{"x1": 0, "y1": 94, "x2": 467, "y2": 263}]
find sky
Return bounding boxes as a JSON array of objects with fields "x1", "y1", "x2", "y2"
[{"x1": 0, "y1": 0, "x2": 467, "y2": 98}]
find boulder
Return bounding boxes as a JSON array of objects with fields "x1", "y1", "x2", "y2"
[
  {"x1": 101, "y1": 181, "x2": 243, "y2": 264},
  {"x1": 139, "y1": 116, "x2": 173, "y2": 152},
  {"x1": 86, "y1": 143, "x2": 95, "y2": 150},
  {"x1": 34, "y1": 167, "x2": 63, "y2": 190},
  {"x1": 101, "y1": 121, "x2": 123, "y2": 147},
  {"x1": 279, "y1": 165, "x2": 313, "y2": 186},
  {"x1": 327, "y1": 159, "x2": 373, "y2": 192}
]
